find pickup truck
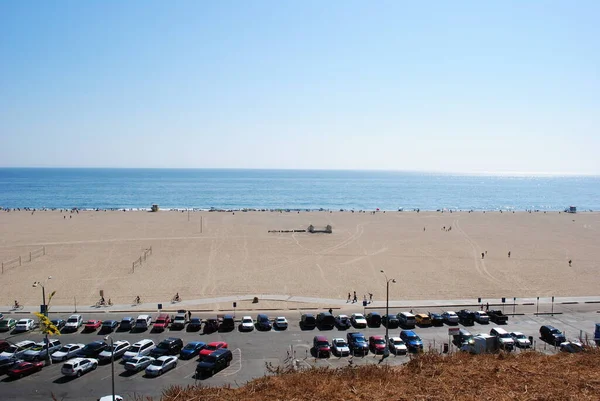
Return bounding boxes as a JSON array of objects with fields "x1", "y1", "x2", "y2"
[
  {"x1": 457, "y1": 310, "x2": 475, "y2": 326},
  {"x1": 487, "y1": 310, "x2": 508, "y2": 324},
  {"x1": 171, "y1": 313, "x2": 188, "y2": 330}
]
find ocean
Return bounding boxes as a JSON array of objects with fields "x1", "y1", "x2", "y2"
[{"x1": 0, "y1": 168, "x2": 598, "y2": 211}]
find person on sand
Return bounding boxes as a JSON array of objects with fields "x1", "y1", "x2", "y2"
[
  {"x1": 569, "y1": 259, "x2": 572, "y2": 266},
  {"x1": 347, "y1": 293, "x2": 351, "y2": 303},
  {"x1": 481, "y1": 252, "x2": 485, "y2": 259},
  {"x1": 508, "y1": 251, "x2": 511, "y2": 258},
  {"x1": 328, "y1": 308, "x2": 333, "y2": 315},
  {"x1": 353, "y1": 291, "x2": 357, "y2": 303}
]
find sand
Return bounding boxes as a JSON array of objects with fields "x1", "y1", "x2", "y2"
[{"x1": 0, "y1": 209, "x2": 599, "y2": 309}]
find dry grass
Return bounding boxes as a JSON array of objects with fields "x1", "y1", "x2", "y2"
[{"x1": 148, "y1": 350, "x2": 600, "y2": 401}]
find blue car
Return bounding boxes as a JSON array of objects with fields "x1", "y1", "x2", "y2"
[
  {"x1": 180, "y1": 342, "x2": 206, "y2": 360},
  {"x1": 400, "y1": 330, "x2": 423, "y2": 352}
]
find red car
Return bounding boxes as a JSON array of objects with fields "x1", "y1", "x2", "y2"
[
  {"x1": 369, "y1": 335, "x2": 386, "y2": 354},
  {"x1": 83, "y1": 320, "x2": 102, "y2": 332},
  {"x1": 153, "y1": 314, "x2": 171, "y2": 331},
  {"x1": 7, "y1": 361, "x2": 44, "y2": 379},
  {"x1": 198, "y1": 341, "x2": 228, "y2": 360}
]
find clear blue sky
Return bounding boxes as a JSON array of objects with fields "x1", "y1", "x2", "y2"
[{"x1": 1, "y1": 1, "x2": 598, "y2": 173}]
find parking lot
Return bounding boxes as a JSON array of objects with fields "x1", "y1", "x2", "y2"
[{"x1": 1, "y1": 308, "x2": 598, "y2": 401}]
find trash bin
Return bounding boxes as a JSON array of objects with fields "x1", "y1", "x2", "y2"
[
  {"x1": 443, "y1": 343, "x2": 449, "y2": 353},
  {"x1": 529, "y1": 336, "x2": 533, "y2": 344}
]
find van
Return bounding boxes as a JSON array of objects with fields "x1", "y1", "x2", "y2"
[
  {"x1": 219, "y1": 315, "x2": 235, "y2": 332},
  {"x1": 65, "y1": 315, "x2": 83, "y2": 332},
  {"x1": 135, "y1": 315, "x2": 152, "y2": 331},
  {"x1": 539, "y1": 325, "x2": 566, "y2": 346},
  {"x1": 398, "y1": 312, "x2": 416, "y2": 329},
  {"x1": 195, "y1": 348, "x2": 233, "y2": 377},
  {"x1": 122, "y1": 339, "x2": 155, "y2": 361},
  {"x1": 490, "y1": 327, "x2": 514, "y2": 351}
]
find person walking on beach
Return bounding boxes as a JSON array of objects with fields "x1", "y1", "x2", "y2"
[
  {"x1": 508, "y1": 251, "x2": 511, "y2": 258},
  {"x1": 486, "y1": 302, "x2": 489, "y2": 311},
  {"x1": 188, "y1": 310, "x2": 192, "y2": 320},
  {"x1": 353, "y1": 291, "x2": 357, "y2": 303},
  {"x1": 369, "y1": 293, "x2": 373, "y2": 303},
  {"x1": 347, "y1": 292, "x2": 351, "y2": 303},
  {"x1": 481, "y1": 252, "x2": 485, "y2": 259},
  {"x1": 569, "y1": 259, "x2": 572, "y2": 266}
]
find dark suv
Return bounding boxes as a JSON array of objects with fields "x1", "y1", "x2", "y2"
[
  {"x1": 300, "y1": 314, "x2": 316, "y2": 330},
  {"x1": 366, "y1": 312, "x2": 381, "y2": 327},
  {"x1": 346, "y1": 332, "x2": 369, "y2": 355},
  {"x1": 219, "y1": 315, "x2": 235, "y2": 332},
  {"x1": 540, "y1": 325, "x2": 566, "y2": 346},
  {"x1": 77, "y1": 341, "x2": 108, "y2": 358},
  {"x1": 150, "y1": 338, "x2": 184, "y2": 358},
  {"x1": 457, "y1": 310, "x2": 475, "y2": 326},
  {"x1": 195, "y1": 348, "x2": 233, "y2": 377},
  {"x1": 256, "y1": 314, "x2": 272, "y2": 331},
  {"x1": 316, "y1": 312, "x2": 335, "y2": 330}
]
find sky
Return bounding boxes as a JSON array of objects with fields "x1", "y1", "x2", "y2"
[{"x1": 1, "y1": 1, "x2": 599, "y2": 174}]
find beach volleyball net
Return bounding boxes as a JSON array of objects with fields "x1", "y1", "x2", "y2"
[
  {"x1": 131, "y1": 246, "x2": 152, "y2": 273},
  {"x1": 1, "y1": 246, "x2": 46, "y2": 274}
]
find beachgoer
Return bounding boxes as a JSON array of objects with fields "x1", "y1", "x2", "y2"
[
  {"x1": 369, "y1": 293, "x2": 373, "y2": 303},
  {"x1": 347, "y1": 293, "x2": 351, "y2": 303},
  {"x1": 188, "y1": 310, "x2": 192, "y2": 320},
  {"x1": 486, "y1": 302, "x2": 489, "y2": 311},
  {"x1": 569, "y1": 259, "x2": 572, "y2": 266},
  {"x1": 353, "y1": 291, "x2": 357, "y2": 303},
  {"x1": 508, "y1": 251, "x2": 511, "y2": 258},
  {"x1": 108, "y1": 298, "x2": 112, "y2": 306},
  {"x1": 485, "y1": 250, "x2": 488, "y2": 255},
  {"x1": 14, "y1": 300, "x2": 19, "y2": 308},
  {"x1": 136, "y1": 295, "x2": 141, "y2": 304},
  {"x1": 481, "y1": 252, "x2": 485, "y2": 259},
  {"x1": 328, "y1": 308, "x2": 332, "y2": 315}
]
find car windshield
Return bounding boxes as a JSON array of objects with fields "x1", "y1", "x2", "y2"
[
  {"x1": 551, "y1": 329, "x2": 561, "y2": 334},
  {"x1": 191, "y1": 319, "x2": 201, "y2": 323},
  {"x1": 515, "y1": 334, "x2": 527, "y2": 339},
  {"x1": 155, "y1": 319, "x2": 165, "y2": 324},
  {"x1": 129, "y1": 346, "x2": 141, "y2": 353},
  {"x1": 67, "y1": 318, "x2": 78, "y2": 323},
  {"x1": 242, "y1": 319, "x2": 252, "y2": 323},
  {"x1": 203, "y1": 355, "x2": 216, "y2": 363},
  {"x1": 499, "y1": 333, "x2": 511, "y2": 339},
  {"x1": 277, "y1": 318, "x2": 285, "y2": 322},
  {"x1": 354, "y1": 315, "x2": 364, "y2": 319},
  {"x1": 405, "y1": 333, "x2": 418, "y2": 340},
  {"x1": 355, "y1": 337, "x2": 366, "y2": 343},
  {"x1": 393, "y1": 340, "x2": 404, "y2": 345},
  {"x1": 206, "y1": 344, "x2": 217, "y2": 350},
  {"x1": 316, "y1": 341, "x2": 329, "y2": 347},
  {"x1": 58, "y1": 346, "x2": 70, "y2": 352},
  {"x1": 184, "y1": 344, "x2": 197, "y2": 350},
  {"x1": 0, "y1": 321, "x2": 8, "y2": 327},
  {"x1": 373, "y1": 339, "x2": 385, "y2": 344},
  {"x1": 150, "y1": 360, "x2": 163, "y2": 366},
  {"x1": 157, "y1": 343, "x2": 169, "y2": 349},
  {"x1": 5, "y1": 346, "x2": 17, "y2": 353},
  {"x1": 102, "y1": 321, "x2": 112, "y2": 326}
]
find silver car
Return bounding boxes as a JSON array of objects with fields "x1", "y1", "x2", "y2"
[
  {"x1": 52, "y1": 344, "x2": 85, "y2": 362},
  {"x1": 145, "y1": 355, "x2": 177, "y2": 376},
  {"x1": 124, "y1": 356, "x2": 155, "y2": 372}
]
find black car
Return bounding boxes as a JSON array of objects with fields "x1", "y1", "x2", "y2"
[
  {"x1": 51, "y1": 319, "x2": 66, "y2": 331},
  {"x1": 300, "y1": 314, "x2": 316, "y2": 330},
  {"x1": 203, "y1": 318, "x2": 219, "y2": 334},
  {"x1": 195, "y1": 349, "x2": 233, "y2": 377},
  {"x1": 150, "y1": 338, "x2": 184, "y2": 358},
  {"x1": 335, "y1": 315, "x2": 352, "y2": 330},
  {"x1": 256, "y1": 314, "x2": 272, "y2": 331},
  {"x1": 187, "y1": 318, "x2": 202, "y2": 332},
  {"x1": 457, "y1": 310, "x2": 475, "y2": 326},
  {"x1": 366, "y1": 312, "x2": 381, "y2": 328},
  {"x1": 219, "y1": 315, "x2": 235, "y2": 332},
  {"x1": 99, "y1": 320, "x2": 119, "y2": 333},
  {"x1": 346, "y1": 332, "x2": 369, "y2": 355},
  {"x1": 382, "y1": 314, "x2": 400, "y2": 329},
  {"x1": 487, "y1": 310, "x2": 509, "y2": 324},
  {"x1": 118, "y1": 317, "x2": 135, "y2": 331},
  {"x1": 540, "y1": 325, "x2": 566, "y2": 346},
  {"x1": 0, "y1": 357, "x2": 20, "y2": 375},
  {"x1": 428, "y1": 312, "x2": 444, "y2": 327},
  {"x1": 316, "y1": 312, "x2": 335, "y2": 330},
  {"x1": 77, "y1": 341, "x2": 109, "y2": 358}
]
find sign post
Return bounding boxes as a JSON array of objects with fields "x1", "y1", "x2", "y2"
[
  {"x1": 233, "y1": 302, "x2": 237, "y2": 318},
  {"x1": 501, "y1": 297, "x2": 506, "y2": 313},
  {"x1": 513, "y1": 297, "x2": 516, "y2": 314},
  {"x1": 536, "y1": 296, "x2": 539, "y2": 315},
  {"x1": 551, "y1": 296, "x2": 554, "y2": 316}
]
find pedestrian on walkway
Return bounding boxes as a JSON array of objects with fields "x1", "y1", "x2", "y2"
[
  {"x1": 486, "y1": 302, "x2": 489, "y2": 311},
  {"x1": 369, "y1": 293, "x2": 373, "y2": 303},
  {"x1": 353, "y1": 291, "x2": 357, "y2": 303},
  {"x1": 569, "y1": 259, "x2": 572, "y2": 266},
  {"x1": 481, "y1": 252, "x2": 485, "y2": 259},
  {"x1": 347, "y1": 292, "x2": 351, "y2": 303},
  {"x1": 508, "y1": 251, "x2": 511, "y2": 258},
  {"x1": 188, "y1": 310, "x2": 192, "y2": 320}
]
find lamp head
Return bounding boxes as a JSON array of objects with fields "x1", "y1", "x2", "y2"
[
  {"x1": 32, "y1": 281, "x2": 39, "y2": 287},
  {"x1": 48, "y1": 276, "x2": 53, "y2": 280},
  {"x1": 380, "y1": 270, "x2": 384, "y2": 273},
  {"x1": 392, "y1": 279, "x2": 396, "y2": 283}
]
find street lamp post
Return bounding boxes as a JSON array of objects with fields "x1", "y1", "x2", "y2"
[
  {"x1": 104, "y1": 335, "x2": 116, "y2": 401},
  {"x1": 32, "y1": 276, "x2": 52, "y2": 365},
  {"x1": 380, "y1": 270, "x2": 396, "y2": 356}
]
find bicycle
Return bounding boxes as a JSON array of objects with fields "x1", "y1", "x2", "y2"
[
  {"x1": 133, "y1": 296, "x2": 141, "y2": 305},
  {"x1": 12, "y1": 302, "x2": 23, "y2": 311},
  {"x1": 171, "y1": 295, "x2": 181, "y2": 303}
]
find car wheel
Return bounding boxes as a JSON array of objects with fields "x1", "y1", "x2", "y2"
[
  {"x1": 77, "y1": 370, "x2": 82, "y2": 377},
  {"x1": 158, "y1": 369, "x2": 163, "y2": 376},
  {"x1": 227, "y1": 360, "x2": 230, "y2": 367},
  {"x1": 19, "y1": 373, "x2": 24, "y2": 379},
  {"x1": 92, "y1": 363, "x2": 97, "y2": 370}
]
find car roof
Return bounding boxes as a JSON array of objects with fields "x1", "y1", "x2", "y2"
[
  {"x1": 121, "y1": 317, "x2": 134, "y2": 321},
  {"x1": 187, "y1": 341, "x2": 205, "y2": 346},
  {"x1": 276, "y1": 316, "x2": 286, "y2": 320},
  {"x1": 68, "y1": 314, "x2": 81, "y2": 318},
  {"x1": 370, "y1": 335, "x2": 384, "y2": 339},
  {"x1": 390, "y1": 337, "x2": 402, "y2": 341},
  {"x1": 332, "y1": 338, "x2": 345, "y2": 342},
  {"x1": 416, "y1": 313, "x2": 428, "y2": 317},
  {"x1": 113, "y1": 340, "x2": 129, "y2": 346},
  {"x1": 207, "y1": 341, "x2": 225, "y2": 346},
  {"x1": 156, "y1": 355, "x2": 175, "y2": 361},
  {"x1": 16, "y1": 340, "x2": 35, "y2": 346},
  {"x1": 401, "y1": 330, "x2": 416, "y2": 335},
  {"x1": 210, "y1": 348, "x2": 231, "y2": 356},
  {"x1": 242, "y1": 316, "x2": 252, "y2": 319},
  {"x1": 314, "y1": 335, "x2": 328, "y2": 341},
  {"x1": 132, "y1": 339, "x2": 153, "y2": 346},
  {"x1": 137, "y1": 314, "x2": 150, "y2": 319}
]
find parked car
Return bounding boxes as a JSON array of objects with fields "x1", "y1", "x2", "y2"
[
  {"x1": 316, "y1": 312, "x2": 335, "y2": 330},
  {"x1": 240, "y1": 316, "x2": 255, "y2": 332},
  {"x1": 0, "y1": 318, "x2": 17, "y2": 332},
  {"x1": 171, "y1": 313, "x2": 188, "y2": 330},
  {"x1": 150, "y1": 338, "x2": 183, "y2": 358},
  {"x1": 100, "y1": 320, "x2": 119, "y2": 333},
  {"x1": 490, "y1": 327, "x2": 515, "y2": 351},
  {"x1": 382, "y1": 314, "x2": 399, "y2": 329},
  {"x1": 83, "y1": 320, "x2": 102, "y2": 332},
  {"x1": 145, "y1": 355, "x2": 177, "y2": 376},
  {"x1": 64, "y1": 315, "x2": 83, "y2": 332},
  {"x1": 560, "y1": 341, "x2": 584, "y2": 353},
  {"x1": 368, "y1": 336, "x2": 386, "y2": 354},
  {"x1": 219, "y1": 315, "x2": 235, "y2": 332},
  {"x1": 398, "y1": 312, "x2": 416, "y2": 329},
  {"x1": 98, "y1": 340, "x2": 131, "y2": 362},
  {"x1": 23, "y1": 339, "x2": 62, "y2": 361},
  {"x1": 415, "y1": 313, "x2": 432, "y2": 327},
  {"x1": 256, "y1": 314, "x2": 272, "y2": 331},
  {"x1": 195, "y1": 349, "x2": 233, "y2": 377},
  {"x1": 61, "y1": 357, "x2": 98, "y2": 377},
  {"x1": 540, "y1": 325, "x2": 566, "y2": 346},
  {"x1": 51, "y1": 319, "x2": 66, "y2": 331},
  {"x1": 350, "y1": 313, "x2": 367, "y2": 328},
  {"x1": 153, "y1": 314, "x2": 171, "y2": 332},
  {"x1": 389, "y1": 337, "x2": 408, "y2": 355},
  {"x1": 203, "y1": 318, "x2": 219, "y2": 334},
  {"x1": 457, "y1": 310, "x2": 475, "y2": 326},
  {"x1": 180, "y1": 342, "x2": 206, "y2": 359},
  {"x1": 123, "y1": 339, "x2": 155, "y2": 361},
  {"x1": 7, "y1": 361, "x2": 44, "y2": 379},
  {"x1": 313, "y1": 336, "x2": 331, "y2": 357},
  {"x1": 118, "y1": 317, "x2": 135, "y2": 331},
  {"x1": 134, "y1": 315, "x2": 152, "y2": 332},
  {"x1": 331, "y1": 338, "x2": 350, "y2": 356},
  {"x1": 428, "y1": 312, "x2": 444, "y2": 327},
  {"x1": 474, "y1": 311, "x2": 490, "y2": 324},
  {"x1": 0, "y1": 340, "x2": 37, "y2": 359},
  {"x1": 487, "y1": 310, "x2": 508, "y2": 324},
  {"x1": 274, "y1": 316, "x2": 288, "y2": 330},
  {"x1": 15, "y1": 319, "x2": 35, "y2": 332},
  {"x1": 400, "y1": 330, "x2": 423, "y2": 352},
  {"x1": 442, "y1": 311, "x2": 459, "y2": 325},
  {"x1": 0, "y1": 340, "x2": 10, "y2": 353},
  {"x1": 199, "y1": 342, "x2": 228, "y2": 360},
  {"x1": 124, "y1": 356, "x2": 154, "y2": 372},
  {"x1": 77, "y1": 341, "x2": 109, "y2": 358},
  {"x1": 187, "y1": 318, "x2": 202, "y2": 332},
  {"x1": 366, "y1": 312, "x2": 381, "y2": 328},
  {"x1": 510, "y1": 332, "x2": 531, "y2": 348},
  {"x1": 346, "y1": 332, "x2": 369, "y2": 355},
  {"x1": 0, "y1": 357, "x2": 21, "y2": 376},
  {"x1": 452, "y1": 329, "x2": 473, "y2": 347},
  {"x1": 300, "y1": 314, "x2": 316, "y2": 330},
  {"x1": 334, "y1": 314, "x2": 351, "y2": 330},
  {"x1": 51, "y1": 343, "x2": 85, "y2": 362}
]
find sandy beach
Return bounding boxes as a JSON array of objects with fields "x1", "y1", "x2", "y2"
[{"x1": 0, "y1": 209, "x2": 599, "y2": 309}]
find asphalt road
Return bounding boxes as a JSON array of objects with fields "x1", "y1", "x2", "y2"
[{"x1": 0, "y1": 309, "x2": 598, "y2": 401}]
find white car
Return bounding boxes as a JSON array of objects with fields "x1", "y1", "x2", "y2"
[
  {"x1": 98, "y1": 340, "x2": 131, "y2": 362},
  {"x1": 560, "y1": 341, "x2": 584, "y2": 353},
  {"x1": 474, "y1": 311, "x2": 489, "y2": 324},
  {"x1": 0, "y1": 340, "x2": 37, "y2": 358},
  {"x1": 350, "y1": 313, "x2": 367, "y2": 328},
  {"x1": 61, "y1": 357, "x2": 98, "y2": 377},
  {"x1": 274, "y1": 316, "x2": 288, "y2": 330},
  {"x1": 98, "y1": 396, "x2": 123, "y2": 401},
  {"x1": 14, "y1": 319, "x2": 35, "y2": 332},
  {"x1": 389, "y1": 337, "x2": 408, "y2": 355},
  {"x1": 52, "y1": 343, "x2": 85, "y2": 362},
  {"x1": 134, "y1": 315, "x2": 152, "y2": 331},
  {"x1": 240, "y1": 316, "x2": 255, "y2": 331},
  {"x1": 124, "y1": 356, "x2": 155, "y2": 372},
  {"x1": 145, "y1": 355, "x2": 177, "y2": 376},
  {"x1": 442, "y1": 311, "x2": 459, "y2": 324},
  {"x1": 510, "y1": 332, "x2": 531, "y2": 348},
  {"x1": 123, "y1": 339, "x2": 155, "y2": 361},
  {"x1": 331, "y1": 338, "x2": 350, "y2": 356},
  {"x1": 65, "y1": 314, "x2": 83, "y2": 331}
]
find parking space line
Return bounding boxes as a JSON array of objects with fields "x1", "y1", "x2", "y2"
[{"x1": 220, "y1": 348, "x2": 242, "y2": 376}]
